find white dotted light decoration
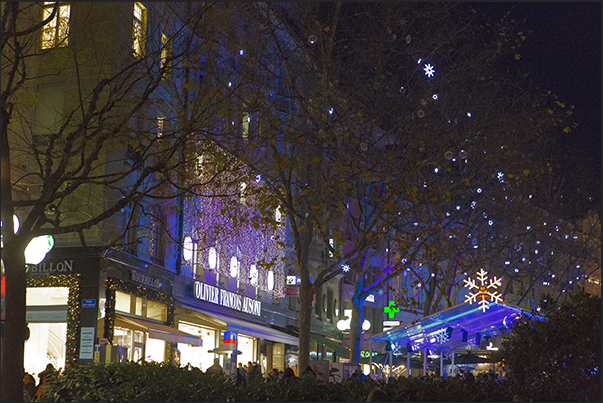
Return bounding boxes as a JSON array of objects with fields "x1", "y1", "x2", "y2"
[
  {"x1": 183, "y1": 151, "x2": 287, "y2": 297},
  {"x1": 423, "y1": 64, "x2": 435, "y2": 77},
  {"x1": 464, "y1": 268, "x2": 503, "y2": 313},
  {"x1": 342, "y1": 264, "x2": 351, "y2": 273}
]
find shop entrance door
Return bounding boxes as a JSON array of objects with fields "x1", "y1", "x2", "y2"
[{"x1": 132, "y1": 330, "x2": 145, "y2": 362}]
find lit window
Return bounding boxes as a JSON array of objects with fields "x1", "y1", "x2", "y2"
[
  {"x1": 275, "y1": 205, "x2": 283, "y2": 223},
  {"x1": 196, "y1": 155, "x2": 204, "y2": 178},
  {"x1": 41, "y1": 2, "x2": 70, "y2": 49},
  {"x1": 230, "y1": 256, "x2": 239, "y2": 278},
  {"x1": 157, "y1": 116, "x2": 165, "y2": 137},
  {"x1": 242, "y1": 112, "x2": 250, "y2": 140},
  {"x1": 161, "y1": 33, "x2": 169, "y2": 69},
  {"x1": 267, "y1": 270, "x2": 274, "y2": 291},
  {"x1": 133, "y1": 3, "x2": 147, "y2": 58},
  {"x1": 240, "y1": 182, "x2": 247, "y2": 205},
  {"x1": 249, "y1": 264, "x2": 258, "y2": 286}
]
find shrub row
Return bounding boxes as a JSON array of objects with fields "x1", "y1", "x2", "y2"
[{"x1": 35, "y1": 361, "x2": 515, "y2": 402}]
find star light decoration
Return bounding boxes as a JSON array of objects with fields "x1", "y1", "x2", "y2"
[
  {"x1": 423, "y1": 64, "x2": 435, "y2": 77},
  {"x1": 463, "y1": 268, "x2": 503, "y2": 312}
]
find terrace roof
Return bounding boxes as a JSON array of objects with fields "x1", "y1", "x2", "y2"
[{"x1": 368, "y1": 300, "x2": 542, "y2": 351}]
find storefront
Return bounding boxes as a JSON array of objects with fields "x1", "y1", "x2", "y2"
[
  {"x1": 98, "y1": 256, "x2": 200, "y2": 364},
  {"x1": 24, "y1": 248, "x2": 101, "y2": 376},
  {"x1": 174, "y1": 275, "x2": 299, "y2": 373}
]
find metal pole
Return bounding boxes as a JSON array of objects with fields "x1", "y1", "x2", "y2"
[
  {"x1": 423, "y1": 347, "x2": 427, "y2": 376},
  {"x1": 407, "y1": 349, "x2": 411, "y2": 377},
  {"x1": 369, "y1": 338, "x2": 373, "y2": 377},
  {"x1": 440, "y1": 350, "x2": 444, "y2": 377},
  {"x1": 389, "y1": 349, "x2": 393, "y2": 381},
  {"x1": 451, "y1": 351, "x2": 455, "y2": 376}
]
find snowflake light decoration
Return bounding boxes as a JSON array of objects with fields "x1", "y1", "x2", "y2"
[
  {"x1": 432, "y1": 327, "x2": 452, "y2": 344},
  {"x1": 423, "y1": 64, "x2": 435, "y2": 77},
  {"x1": 464, "y1": 268, "x2": 503, "y2": 312},
  {"x1": 342, "y1": 264, "x2": 350, "y2": 273}
]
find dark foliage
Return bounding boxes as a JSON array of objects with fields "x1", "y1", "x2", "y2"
[
  {"x1": 38, "y1": 361, "x2": 515, "y2": 402},
  {"x1": 498, "y1": 291, "x2": 601, "y2": 402}
]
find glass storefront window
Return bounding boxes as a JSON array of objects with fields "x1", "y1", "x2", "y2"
[
  {"x1": 146, "y1": 301, "x2": 166, "y2": 321},
  {"x1": 177, "y1": 322, "x2": 215, "y2": 371},
  {"x1": 115, "y1": 291, "x2": 131, "y2": 313},
  {"x1": 114, "y1": 291, "x2": 164, "y2": 321},
  {"x1": 24, "y1": 323, "x2": 67, "y2": 379},
  {"x1": 26, "y1": 287, "x2": 69, "y2": 306},
  {"x1": 145, "y1": 335, "x2": 165, "y2": 362},
  {"x1": 237, "y1": 334, "x2": 254, "y2": 368},
  {"x1": 114, "y1": 327, "x2": 146, "y2": 362},
  {"x1": 135, "y1": 297, "x2": 144, "y2": 316}
]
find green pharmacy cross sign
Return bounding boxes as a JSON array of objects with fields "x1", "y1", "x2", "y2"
[{"x1": 384, "y1": 300, "x2": 400, "y2": 319}]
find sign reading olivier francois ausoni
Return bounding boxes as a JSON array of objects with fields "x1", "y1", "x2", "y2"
[{"x1": 193, "y1": 281, "x2": 262, "y2": 317}]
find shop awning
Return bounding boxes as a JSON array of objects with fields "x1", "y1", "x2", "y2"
[
  {"x1": 194, "y1": 309, "x2": 299, "y2": 346},
  {"x1": 310, "y1": 332, "x2": 350, "y2": 358},
  {"x1": 113, "y1": 314, "x2": 202, "y2": 346}
]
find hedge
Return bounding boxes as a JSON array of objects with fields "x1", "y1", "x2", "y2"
[{"x1": 33, "y1": 361, "x2": 515, "y2": 402}]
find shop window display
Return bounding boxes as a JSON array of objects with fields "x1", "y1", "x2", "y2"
[
  {"x1": 24, "y1": 323, "x2": 67, "y2": 379},
  {"x1": 177, "y1": 322, "x2": 216, "y2": 371}
]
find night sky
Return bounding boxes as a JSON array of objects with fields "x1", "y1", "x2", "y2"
[{"x1": 474, "y1": 2, "x2": 601, "y2": 212}]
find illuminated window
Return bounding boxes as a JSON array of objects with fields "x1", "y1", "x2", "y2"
[
  {"x1": 41, "y1": 2, "x2": 70, "y2": 49},
  {"x1": 133, "y1": 3, "x2": 147, "y2": 58},
  {"x1": 195, "y1": 155, "x2": 204, "y2": 179},
  {"x1": 26, "y1": 287, "x2": 69, "y2": 306},
  {"x1": 147, "y1": 300, "x2": 166, "y2": 321},
  {"x1": 149, "y1": 207, "x2": 165, "y2": 265},
  {"x1": 230, "y1": 256, "x2": 239, "y2": 278},
  {"x1": 115, "y1": 291, "x2": 132, "y2": 313},
  {"x1": 249, "y1": 264, "x2": 259, "y2": 286},
  {"x1": 161, "y1": 33, "x2": 169, "y2": 69},
  {"x1": 242, "y1": 112, "x2": 250, "y2": 140},
  {"x1": 240, "y1": 182, "x2": 247, "y2": 205},
  {"x1": 275, "y1": 205, "x2": 282, "y2": 223},
  {"x1": 157, "y1": 116, "x2": 165, "y2": 137}
]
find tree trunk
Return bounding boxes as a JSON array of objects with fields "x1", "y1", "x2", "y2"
[
  {"x1": 0, "y1": 245, "x2": 27, "y2": 403},
  {"x1": 349, "y1": 302, "x2": 364, "y2": 364},
  {"x1": 298, "y1": 269, "x2": 312, "y2": 374},
  {"x1": 349, "y1": 276, "x2": 365, "y2": 364},
  {"x1": 1, "y1": 93, "x2": 28, "y2": 402},
  {"x1": 296, "y1": 218, "x2": 314, "y2": 374}
]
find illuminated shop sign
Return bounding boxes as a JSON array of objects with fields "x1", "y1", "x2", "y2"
[
  {"x1": 130, "y1": 271, "x2": 160, "y2": 288},
  {"x1": 193, "y1": 281, "x2": 261, "y2": 317},
  {"x1": 28, "y1": 259, "x2": 74, "y2": 274}
]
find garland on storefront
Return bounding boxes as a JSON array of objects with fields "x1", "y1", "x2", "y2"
[
  {"x1": 27, "y1": 274, "x2": 81, "y2": 363},
  {"x1": 104, "y1": 277, "x2": 176, "y2": 361}
]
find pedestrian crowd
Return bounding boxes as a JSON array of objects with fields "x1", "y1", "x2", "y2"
[{"x1": 22, "y1": 362, "x2": 59, "y2": 401}]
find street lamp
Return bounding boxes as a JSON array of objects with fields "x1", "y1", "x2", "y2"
[{"x1": 2, "y1": 215, "x2": 55, "y2": 264}]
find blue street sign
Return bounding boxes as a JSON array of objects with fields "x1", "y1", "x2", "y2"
[{"x1": 82, "y1": 299, "x2": 96, "y2": 308}]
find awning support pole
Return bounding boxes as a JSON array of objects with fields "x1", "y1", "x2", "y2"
[
  {"x1": 423, "y1": 347, "x2": 427, "y2": 376},
  {"x1": 389, "y1": 349, "x2": 393, "y2": 381},
  {"x1": 440, "y1": 350, "x2": 444, "y2": 377},
  {"x1": 406, "y1": 349, "x2": 411, "y2": 377},
  {"x1": 451, "y1": 350, "x2": 455, "y2": 376}
]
